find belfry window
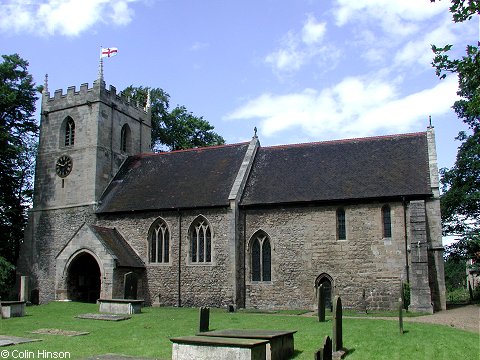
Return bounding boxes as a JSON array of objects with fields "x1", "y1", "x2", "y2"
[
  {"x1": 251, "y1": 231, "x2": 271, "y2": 282},
  {"x1": 149, "y1": 219, "x2": 170, "y2": 263},
  {"x1": 336, "y1": 208, "x2": 346, "y2": 240},
  {"x1": 382, "y1": 205, "x2": 392, "y2": 238},
  {"x1": 65, "y1": 117, "x2": 75, "y2": 146},
  {"x1": 120, "y1": 124, "x2": 131, "y2": 153},
  {"x1": 189, "y1": 216, "x2": 212, "y2": 263}
]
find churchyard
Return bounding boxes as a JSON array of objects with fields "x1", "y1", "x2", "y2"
[{"x1": 1, "y1": 302, "x2": 478, "y2": 359}]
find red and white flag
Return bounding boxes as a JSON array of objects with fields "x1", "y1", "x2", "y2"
[{"x1": 101, "y1": 47, "x2": 118, "y2": 58}]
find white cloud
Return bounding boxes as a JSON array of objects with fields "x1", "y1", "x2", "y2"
[
  {"x1": 0, "y1": 0, "x2": 142, "y2": 36},
  {"x1": 225, "y1": 75, "x2": 458, "y2": 139},
  {"x1": 190, "y1": 42, "x2": 209, "y2": 51},
  {"x1": 333, "y1": 0, "x2": 449, "y2": 28},
  {"x1": 265, "y1": 14, "x2": 332, "y2": 73},
  {"x1": 302, "y1": 14, "x2": 327, "y2": 45}
]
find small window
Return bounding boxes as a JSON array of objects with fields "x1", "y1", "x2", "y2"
[
  {"x1": 336, "y1": 208, "x2": 346, "y2": 240},
  {"x1": 120, "y1": 124, "x2": 131, "y2": 153},
  {"x1": 149, "y1": 219, "x2": 170, "y2": 263},
  {"x1": 65, "y1": 117, "x2": 75, "y2": 146},
  {"x1": 382, "y1": 205, "x2": 392, "y2": 238},
  {"x1": 189, "y1": 216, "x2": 212, "y2": 263},
  {"x1": 250, "y1": 231, "x2": 271, "y2": 282}
]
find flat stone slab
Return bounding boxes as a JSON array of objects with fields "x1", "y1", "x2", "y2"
[
  {"x1": 171, "y1": 336, "x2": 269, "y2": 348},
  {"x1": 198, "y1": 329, "x2": 297, "y2": 339},
  {"x1": 76, "y1": 313, "x2": 131, "y2": 321},
  {"x1": 31, "y1": 328, "x2": 90, "y2": 336},
  {"x1": 82, "y1": 356, "x2": 157, "y2": 360},
  {"x1": 0, "y1": 335, "x2": 42, "y2": 346}
]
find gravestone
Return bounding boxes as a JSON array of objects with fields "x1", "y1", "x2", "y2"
[
  {"x1": 318, "y1": 284, "x2": 326, "y2": 322},
  {"x1": 362, "y1": 289, "x2": 367, "y2": 314},
  {"x1": 314, "y1": 336, "x2": 332, "y2": 360},
  {"x1": 398, "y1": 298, "x2": 404, "y2": 335},
  {"x1": 20, "y1": 276, "x2": 29, "y2": 302},
  {"x1": 30, "y1": 289, "x2": 39, "y2": 305},
  {"x1": 124, "y1": 272, "x2": 138, "y2": 300},
  {"x1": 199, "y1": 307, "x2": 210, "y2": 333},
  {"x1": 332, "y1": 296, "x2": 342, "y2": 352}
]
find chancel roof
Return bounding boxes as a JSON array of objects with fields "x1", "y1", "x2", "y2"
[
  {"x1": 240, "y1": 132, "x2": 432, "y2": 206},
  {"x1": 90, "y1": 225, "x2": 144, "y2": 268},
  {"x1": 97, "y1": 143, "x2": 250, "y2": 213}
]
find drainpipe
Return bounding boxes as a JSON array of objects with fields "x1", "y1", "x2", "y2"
[{"x1": 403, "y1": 197, "x2": 410, "y2": 284}]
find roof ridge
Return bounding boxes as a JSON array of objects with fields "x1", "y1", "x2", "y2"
[
  {"x1": 134, "y1": 141, "x2": 250, "y2": 158},
  {"x1": 263, "y1": 131, "x2": 426, "y2": 150}
]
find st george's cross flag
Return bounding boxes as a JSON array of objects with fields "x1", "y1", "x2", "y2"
[{"x1": 101, "y1": 47, "x2": 118, "y2": 58}]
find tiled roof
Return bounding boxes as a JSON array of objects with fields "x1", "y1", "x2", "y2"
[
  {"x1": 90, "y1": 225, "x2": 144, "y2": 268},
  {"x1": 240, "y1": 132, "x2": 432, "y2": 206},
  {"x1": 97, "y1": 143, "x2": 250, "y2": 213}
]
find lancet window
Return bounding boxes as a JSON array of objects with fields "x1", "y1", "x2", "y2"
[
  {"x1": 189, "y1": 216, "x2": 212, "y2": 263},
  {"x1": 251, "y1": 231, "x2": 271, "y2": 282}
]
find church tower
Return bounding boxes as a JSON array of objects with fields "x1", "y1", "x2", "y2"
[
  {"x1": 33, "y1": 61, "x2": 151, "y2": 210},
  {"x1": 19, "y1": 64, "x2": 151, "y2": 303}
]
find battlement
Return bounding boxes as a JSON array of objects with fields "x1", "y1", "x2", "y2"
[{"x1": 43, "y1": 81, "x2": 149, "y2": 121}]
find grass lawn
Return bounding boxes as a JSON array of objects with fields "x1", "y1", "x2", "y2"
[{"x1": 1, "y1": 302, "x2": 478, "y2": 359}]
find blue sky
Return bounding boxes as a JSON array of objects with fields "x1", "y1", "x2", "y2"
[{"x1": 0, "y1": 0, "x2": 476, "y2": 172}]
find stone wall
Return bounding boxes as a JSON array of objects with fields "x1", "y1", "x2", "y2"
[
  {"x1": 242, "y1": 202, "x2": 408, "y2": 310},
  {"x1": 97, "y1": 206, "x2": 236, "y2": 307},
  {"x1": 18, "y1": 205, "x2": 96, "y2": 304}
]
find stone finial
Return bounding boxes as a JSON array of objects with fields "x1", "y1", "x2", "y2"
[
  {"x1": 254, "y1": 126, "x2": 258, "y2": 138},
  {"x1": 43, "y1": 74, "x2": 49, "y2": 94},
  {"x1": 145, "y1": 89, "x2": 151, "y2": 112},
  {"x1": 96, "y1": 57, "x2": 104, "y2": 85}
]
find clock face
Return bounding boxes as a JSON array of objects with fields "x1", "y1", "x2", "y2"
[{"x1": 56, "y1": 155, "x2": 73, "y2": 178}]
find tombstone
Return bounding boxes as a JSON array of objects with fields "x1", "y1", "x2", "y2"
[
  {"x1": 30, "y1": 289, "x2": 39, "y2": 305},
  {"x1": 19, "y1": 276, "x2": 29, "y2": 302},
  {"x1": 152, "y1": 294, "x2": 161, "y2": 307},
  {"x1": 124, "y1": 272, "x2": 138, "y2": 300},
  {"x1": 314, "y1": 336, "x2": 332, "y2": 360},
  {"x1": 199, "y1": 307, "x2": 210, "y2": 333},
  {"x1": 362, "y1": 289, "x2": 367, "y2": 314},
  {"x1": 332, "y1": 296, "x2": 343, "y2": 352},
  {"x1": 398, "y1": 298, "x2": 404, "y2": 335},
  {"x1": 318, "y1": 284, "x2": 326, "y2": 322}
]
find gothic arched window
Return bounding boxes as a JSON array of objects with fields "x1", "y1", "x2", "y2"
[
  {"x1": 189, "y1": 216, "x2": 212, "y2": 263},
  {"x1": 64, "y1": 117, "x2": 75, "y2": 146},
  {"x1": 149, "y1": 218, "x2": 170, "y2": 263},
  {"x1": 382, "y1": 205, "x2": 392, "y2": 238},
  {"x1": 336, "y1": 208, "x2": 346, "y2": 240},
  {"x1": 250, "y1": 231, "x2": 271, "y2": 282},
  {"x1": 120, "y1": 124, "x2": 131, "y2": 153}
]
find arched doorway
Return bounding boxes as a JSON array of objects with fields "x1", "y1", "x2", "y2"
[
  {"x1": 315, "y1": 273, "x2": 333, "y2": 310},
  {"x1": 66, "y1": 252, "x2": 101, "y2": 303}
]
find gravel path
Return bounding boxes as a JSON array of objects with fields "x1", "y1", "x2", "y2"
[{"x1": 403, "y1": 304, "x2": 479, "y2": 333}]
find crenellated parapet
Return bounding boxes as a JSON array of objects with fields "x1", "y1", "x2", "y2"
[{"x1": 42, "y1": 81, "x2": 151, "y2": 126}]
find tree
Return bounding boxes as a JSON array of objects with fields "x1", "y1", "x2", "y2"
[
  {"x1": 430, "y1": 1, "x2": 480, "y2": 263},
  {"x1": 121, "y1": 86, "x2": 225, "y2": 151},
  {"x1": 0, "y1": 54, "x2": 38, "y2": 283}
]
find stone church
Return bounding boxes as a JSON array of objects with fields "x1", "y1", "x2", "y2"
[{"x1": 18, "y1": 69, "x2": 446, "y2": 313}]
